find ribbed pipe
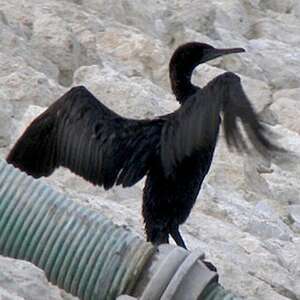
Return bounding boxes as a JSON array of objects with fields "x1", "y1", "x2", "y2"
[
  {"x1": 0, "y1": 159, "x2": 242, "y2": 300},
  {"x1": 0, "y1": 159, "x2": 154, "y2": 300}
]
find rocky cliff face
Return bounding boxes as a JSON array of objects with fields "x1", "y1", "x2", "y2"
[{"x1": 0, "y1": 0, "x2": 300, "y2": 299}]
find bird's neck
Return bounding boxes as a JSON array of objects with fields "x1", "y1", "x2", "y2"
[{"x1": 169, "y1": 64, "x2": 199, "y2": 104}]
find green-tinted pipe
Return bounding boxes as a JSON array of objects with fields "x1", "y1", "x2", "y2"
[
  {"x1": 0, "y1": 159, "x2": 154, "y2": 300},
  {"x1": 0, "y1": 159, "x2": 242, "y2": 300},
  {"x1": 201, "y1": 282, "x2": 241, "y2": 300}
]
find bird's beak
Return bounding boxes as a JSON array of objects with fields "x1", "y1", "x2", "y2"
[{"x1": 202, "y1": 47, "x2": 245, "y2": 63}]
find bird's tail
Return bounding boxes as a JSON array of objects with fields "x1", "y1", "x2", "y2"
[{"x1": 6, "y1": 111, "x2": 57, "y2": 178}]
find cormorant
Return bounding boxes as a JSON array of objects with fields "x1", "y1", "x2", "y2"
[{"x1": 7, "y1": 42, "x2": 279, "y2": 249}]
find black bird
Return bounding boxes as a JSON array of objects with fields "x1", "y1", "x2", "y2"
[{"x1": 7, "y1": 42, "x2": 279, "y2": 249}]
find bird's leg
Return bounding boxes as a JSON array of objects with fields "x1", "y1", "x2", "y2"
[{"x1": 169, "y1": 224, "x2": 187, "y2": 249}]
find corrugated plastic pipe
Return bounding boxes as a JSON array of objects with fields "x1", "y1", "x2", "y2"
[{"x1": 0, "y1": 159, "x2": 241, "y2": 300}]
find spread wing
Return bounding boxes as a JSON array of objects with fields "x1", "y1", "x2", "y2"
[
  {"x1": 221, "y1": 73, "x2": 280, "y2": 155},
  {"x1": 7, "y1": 86, "x2": 163, "y2": 189},
  {"x1": 160, "y1": 72, "x2": 281, "y2": 177}
]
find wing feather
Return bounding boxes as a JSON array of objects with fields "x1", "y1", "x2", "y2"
[
  {"x1": 160, "y1": 89, "x2": 221, "y2": 177},
  {"x1": 7, "y1": 86, "x2": 163, "y2": 188},
  {"x1": 160, "y1": 72, "x2": 281, "y2": 177}
]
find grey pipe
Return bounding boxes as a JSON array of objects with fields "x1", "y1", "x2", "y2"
[{"x1": 0, "y1": 159, "x2": 241, "y2": 300}]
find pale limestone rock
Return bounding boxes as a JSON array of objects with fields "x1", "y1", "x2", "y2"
[
  {"x1": 31, "y1": 11, "x2": 81, "y2": 86},
  {"x1": 80, "y1": 0, "x2": 172, "y2": 40},
  {"x1": 213, "y1": 0, "x2": 252, "y2": 38},
  {"x1": 0, "y1": 256, "x2": 63, "y2": 300},
  {"x1": 294, "y1": 1, "x2": 300, "y2": 18},
  {"x1": 288, "y1": 205, "x2": 300, "y2": 233},
  {"x1": 95, "y1": 22, "x2": 168, "y2": 84},
  {"x1": 288, "y1": 205, "x2": 300, "y2": 224},
  {"x1": 247, "y1": 39, "x2": 300, "y2": 89},
  {"x1": 243, "y1": 158, "x2": 273, "y2": 197},
  {"x1": 258, "y1": 0, "x2": 294, "y2": 13},
  {"x1": 0, "y1": 67, "x2": 66, "y2": 118},
  {"x1": 0, "y1": 287, "x2": 23, "y2": 300},
  {"x1": 0, "y1": 21, "x2": 59, "y2": 80},
  {"x1": 269, "y1": 97, "x2": 300, "y2": 134},
  {"x1": 0, "y1": 0, "x2": 300, "y2": 299},
  {"x1": 167, "y1": 1, "x2": 217, "y2": 37},
  {"x1": 73, "y1": 64, "x2": 177, "y2": 118},
  {"x1": 262, "y1": 125, "x2": 300, "y2": 206},
  {"x1": 246, "y1": 218, "x2": 293, "y2": 241},
  {"x1": 250, "y1": 15, "x2": 300, "y2": 46},
  {"x1": 273, "y1": 87, "x2": 300, "y2": 101},
  {"x1": 0, "y1": 53, "x2": 29, "y2": 78},
  {"x1": 0, "y1": 0, "x2": 35, "y2": 39},
  {"x1": 0, "y1": 91, "x2": 13, "y2": 147}
]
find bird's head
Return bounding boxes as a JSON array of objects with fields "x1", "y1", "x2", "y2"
[
  {"x1": 169, "y1": 42, "x2": 246, "y2": 103},
  {"x1": 170, "y1": 42, "x2": 246, "y2": 70}
]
